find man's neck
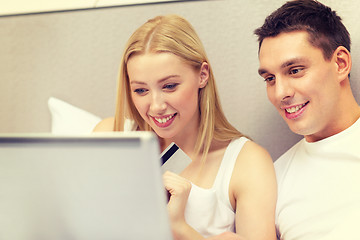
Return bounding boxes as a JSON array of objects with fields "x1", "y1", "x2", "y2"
[{"x1": 305, "y1": 102, "x2": 360, "y2": 143}]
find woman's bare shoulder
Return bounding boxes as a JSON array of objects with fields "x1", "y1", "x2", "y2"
[
  {"x1": 231, "y1": 139, "x2": 275, "y2": 191},
  {"x1": 93, "y1": 117, "x2": 115, "y2": 132},
  {"x1": 239, "y1": 140, "x2": 272, "y2": 163}
]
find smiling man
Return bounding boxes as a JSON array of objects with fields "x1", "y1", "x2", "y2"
[
  {"x1": 254, "y1": 0, "x2": 360, "y2": 239},
  {"x1": 207, "y1": 1, "x2": 360, "y2": 240}
]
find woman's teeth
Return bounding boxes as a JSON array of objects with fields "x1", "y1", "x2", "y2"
[{"x1": 155, "y1": 114, "x2": 174, "y2": 123}]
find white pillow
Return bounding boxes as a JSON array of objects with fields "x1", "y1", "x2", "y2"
[{"x1": 48, "y1": 97, "x2": 102, "y2": 134}]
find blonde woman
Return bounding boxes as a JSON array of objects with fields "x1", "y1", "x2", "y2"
[{"x1": 94, "y1": 14, "x2": 276, "y2": 240}]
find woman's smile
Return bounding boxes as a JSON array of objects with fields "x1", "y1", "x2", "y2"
[{"x1": 151, "y1": 113, "x2": 177, "y2": 128}]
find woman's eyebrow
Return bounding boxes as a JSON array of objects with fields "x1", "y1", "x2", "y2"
[
  {"x1": 158, "y1": 75, "x2": 181, "y2": 83},
  {"x1": 130, "y1": 80, "x2": 146, "y2": 85},
  {"x1": 130, "y1": 75, "x2": 180, "y2": 85}
]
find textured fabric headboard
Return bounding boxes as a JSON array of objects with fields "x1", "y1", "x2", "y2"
[{"x1": 1, "y1": 0, "x2": 359, "y2": 160}]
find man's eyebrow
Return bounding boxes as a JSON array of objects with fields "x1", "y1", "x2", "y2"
[
  {"x1": 258, "y1": 68, "x2": 268, "y2": 76},
  {"x1": 258, "y1": 57, "x2": 309, "y2": 76},
  {"x1": 280, "y1": 57, "x2": 308, "y2": 68}
]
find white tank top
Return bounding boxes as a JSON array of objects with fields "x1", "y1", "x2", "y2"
[{"x1": 184, "y1": 137, "x2": 248, "y2": 237}]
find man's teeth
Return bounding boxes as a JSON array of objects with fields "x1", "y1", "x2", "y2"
[
  {"x1": 286, "y1": 103, "x2": 306, "y2": 113},
  {"x1": 155, "y1": 115, "x2": 174, "y2": 123}
]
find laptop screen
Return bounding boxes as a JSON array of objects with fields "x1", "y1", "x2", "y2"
[{"x1": 0, "y1": 132, "x2": 173, "y2": 240}]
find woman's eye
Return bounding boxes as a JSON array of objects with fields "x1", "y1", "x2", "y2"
[
  {"x1": 134, "y1": 88, "x2": 148, "y2": 95},
  {"x1": 163, "y1": 83, "x2": 178, "y2": 90}
]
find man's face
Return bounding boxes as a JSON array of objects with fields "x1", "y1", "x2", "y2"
[{"x1": 258, "y1": 31, "x2": 342, "y2": 142}]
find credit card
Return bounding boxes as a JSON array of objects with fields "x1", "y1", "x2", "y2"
[{"x1": 160, "y1": 142, "x2": 192, "y2": 174}]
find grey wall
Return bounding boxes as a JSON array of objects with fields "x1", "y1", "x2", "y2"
[{"x1": 1, "y1": 0, "x2": 359, "y2": 160}]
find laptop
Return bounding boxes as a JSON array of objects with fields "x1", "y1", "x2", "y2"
[{"x1": 0, "y1": 132, "x2": 173, "y2": 240}]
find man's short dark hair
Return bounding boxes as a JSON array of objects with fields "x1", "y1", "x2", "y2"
[{"x1": 254, "y1": 0, "x2": 351, "y2": 60}]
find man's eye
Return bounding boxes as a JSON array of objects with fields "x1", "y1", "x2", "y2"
[
  {"x1": 290, "y1": 68, "x2": 303, "y2": 75},
  {"x1": 264, "y1": 76, "x2": 275, "y2": 82}
]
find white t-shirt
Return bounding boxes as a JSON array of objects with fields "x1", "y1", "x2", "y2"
[{"x1": 275, "y1": 118, "x2": 360, "y2": 240}]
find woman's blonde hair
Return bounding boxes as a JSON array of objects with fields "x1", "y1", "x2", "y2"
[{"x1": 114, "y1": 14, "x2": 244, "y2": 159}]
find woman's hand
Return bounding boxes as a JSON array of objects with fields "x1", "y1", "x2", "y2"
[{"x1": 162, "y1": 171, "x2": 192, "y2": 226}]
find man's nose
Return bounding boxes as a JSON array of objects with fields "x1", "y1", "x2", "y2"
[{"x1": 275, "y1": 77, "x2": 294, "y2": 102}]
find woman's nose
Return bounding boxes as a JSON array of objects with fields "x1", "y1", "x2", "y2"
[{"x1": 150, "y1": 93, "x2": 167, "y2": 114}]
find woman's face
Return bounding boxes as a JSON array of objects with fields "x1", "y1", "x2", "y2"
[{"x1": 127, "y1": 52, "x2": 208, "y2": 141}]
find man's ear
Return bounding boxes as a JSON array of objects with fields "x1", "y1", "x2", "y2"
[
  {"x1": 199, "y1": 62, "x2": 209, "y2": 88},
  {"x1": 333, "y1": 46, "x2": 352, "y2": 81}
]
